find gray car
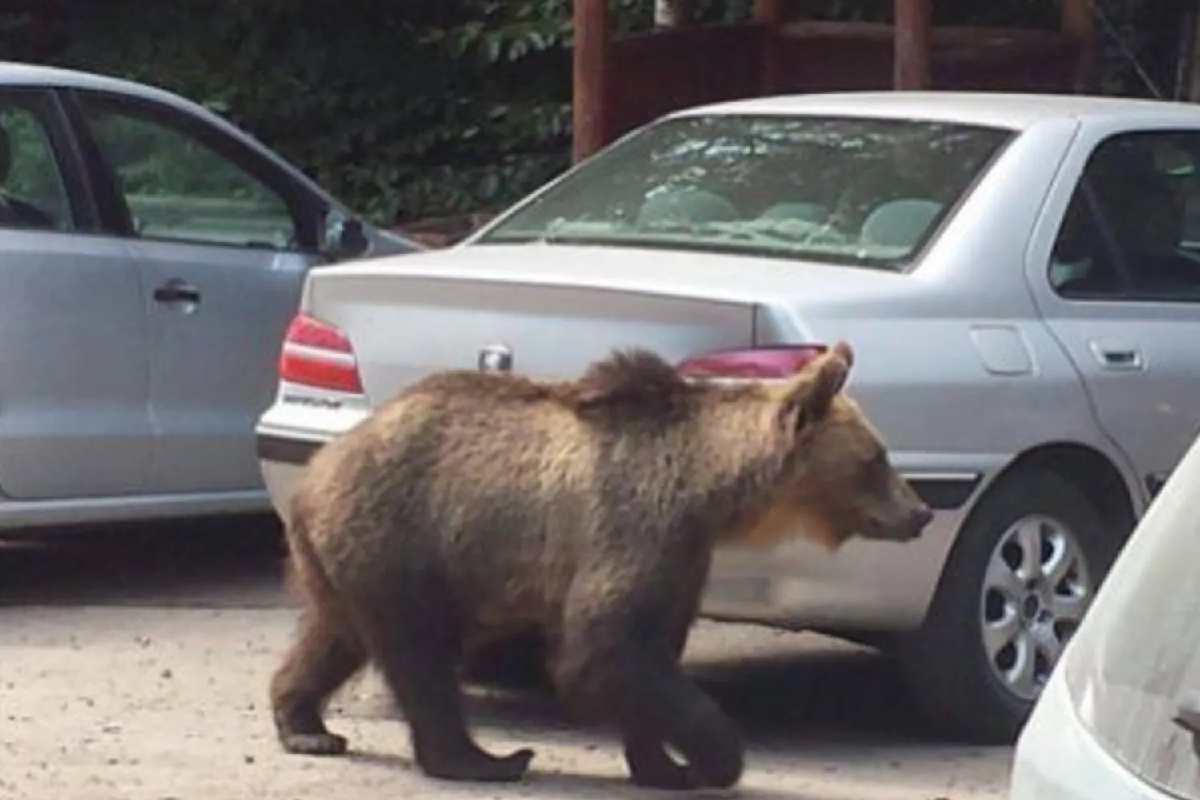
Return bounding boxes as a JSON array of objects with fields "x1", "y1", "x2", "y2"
[
  {"x1": 255, "y1": 91, "x2": 1200, "y2": 742},
  {"x1": 0, "y1": 62, "x2": 415, "y2": 531}
]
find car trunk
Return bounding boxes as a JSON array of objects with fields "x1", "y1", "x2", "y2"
[{"x1": 301, "y1": 244, "x2": 820, "y2": 402}]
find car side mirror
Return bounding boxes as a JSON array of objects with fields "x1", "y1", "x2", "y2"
[{"x1": 319, "y1": 209, "x2": 369, "y2": 261}]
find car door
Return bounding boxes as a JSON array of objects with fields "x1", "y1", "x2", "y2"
[
  {"x1": 1028, "y1": 124, "x2": 1200, "y2": 501},
  {"x1": 0, "y1": 88, "x2": 152, "y2": 500},
  {"x1": 68, "y1": 90, "x2": 323, "y2": 495}
]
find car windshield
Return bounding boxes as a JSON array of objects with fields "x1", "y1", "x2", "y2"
[{"x1": 480, "y1": 114, "x2": 1012, "y2": 270}]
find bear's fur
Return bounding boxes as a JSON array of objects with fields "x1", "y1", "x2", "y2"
[{"x1": 269, "y1": 341, "x2": 931, "y2": 789}]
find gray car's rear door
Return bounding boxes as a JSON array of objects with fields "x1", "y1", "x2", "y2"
[
  {"x1": 72, "y1": 90, "x2": 320, "y2": 494},
  {"x1": 1032, "y1": 126, "x2": 1200, "y2": 500},
  {"x1": 0, "y1": 88, "x2": 151, "y2": 500}
]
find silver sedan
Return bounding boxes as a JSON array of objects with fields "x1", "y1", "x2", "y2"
[{"x1": 255, "y1": 91, "x2": 1200, "y2": 743}]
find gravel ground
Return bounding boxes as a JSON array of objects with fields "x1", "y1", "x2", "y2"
[{"x1": 0, "y1": 521, "x2": 1012, "y2": 800}]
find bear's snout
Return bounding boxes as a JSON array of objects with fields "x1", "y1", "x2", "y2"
[
  {"x1": 861, "y1": 501, "x2": 933, "y2": 542},
  {"x1": 908, "y1": 504, "x2": 934, "y2": 538}
]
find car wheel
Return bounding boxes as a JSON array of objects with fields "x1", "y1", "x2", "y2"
[{"x1": 898, "y1": 467, "x2": 1123, "y2": 743}]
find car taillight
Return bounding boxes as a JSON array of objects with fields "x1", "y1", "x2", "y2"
[
  {"x1": 278, "y1": 313, "x2": 364, "y2": 394},
  {"x1": 677, "y1": 345, "x2": 827, "y2": 379}
]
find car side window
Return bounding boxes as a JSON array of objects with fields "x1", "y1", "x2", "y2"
[
  {"x1": 1051, "y1": 131, "x2": 1200, "y2": 302},
  {"x1": 78, "y1": 96, "x2": 298, "y2": 250},
  {"x1": 0, "y1": 97, "x2": 74, "y2": 232}
]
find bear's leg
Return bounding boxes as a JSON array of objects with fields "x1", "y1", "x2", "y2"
[
  {"x1": 270, "y1": 608, "x2": 366, "y2": 756},
  {"x1": 627, "y1": 658, "x2": 743, "y2": 789},
  {"x1": 571, "y1": 650, "x2": 742, "y2": 789},
  {"x1": 362, "y1": 614, "x2": 535, "y2": 782},
  {"x1": 622, "y1": 727, "x2": 693, "y2": 789},
  {"x1": 554, "y1": 591, "x2": 743, "y2": 789},
  {"x1": 618, "y1": 616, "x2": 695, "y2": 790}
]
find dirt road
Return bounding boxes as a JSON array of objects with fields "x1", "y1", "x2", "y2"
[{"x1": 0, "y1": 520, "x2": 1011, "y2": 800}]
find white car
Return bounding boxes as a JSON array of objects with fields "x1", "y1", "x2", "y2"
[
  {"x1": 1009, "y1": 429, "x2": 1200, "y2": 800},
  {"x1": 255, "y1": 91, "x2": 1200, "y2": 742}
]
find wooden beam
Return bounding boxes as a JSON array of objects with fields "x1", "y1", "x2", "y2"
[
  {"x1": 573, "y1": 0, "x2": 609, "y2": 163},
  {"x1": 1061, "y1": 0, "x2": 1097, "y2": 92},
  {"x1": 893, "y1": 0, "x2": 932, "y2": 90}
]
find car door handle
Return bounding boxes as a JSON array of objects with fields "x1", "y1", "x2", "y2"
[
  {"x1": 1174, "y1": 694, "x2": 1200, "y2": 757},
  {"x1": 1088, "y1": 340, "x2": 1144, "y2": 371},
  {"x1": 153, "y1": 280, "x2": 201, "y2": 305}
]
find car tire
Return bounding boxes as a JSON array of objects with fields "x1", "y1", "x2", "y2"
[{"x1": 898, "y1": 467, "x2": 1124, "y2": 743}]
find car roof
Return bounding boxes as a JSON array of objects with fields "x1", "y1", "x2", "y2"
[
  {"x1": 0, "y1": 61, "x2": 336, "y2": 202},
  {"x1": 0, "y1": 61, "x2": 193, "y2": 108},
  {"x1": 675, "y1": 91, "x2": 1200, "y2": 131}
]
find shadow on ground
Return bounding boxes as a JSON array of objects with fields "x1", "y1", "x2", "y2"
[
  {"x1": 0, "y1": 516, "x2": 289, "y2": 608},
  {"x1": 453, "y1": 644, "x2": 933, "y2": 750},
  {"x1": 0, "y1": 518, "x2": 941, "y2": 748},
  {"x1": 346, "y1": 748, "x2": 836, "y2": 800}
]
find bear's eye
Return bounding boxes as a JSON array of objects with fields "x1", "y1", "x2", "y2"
[{"x1": 861, "y1": 448, "x2": 890, "y2": 486}]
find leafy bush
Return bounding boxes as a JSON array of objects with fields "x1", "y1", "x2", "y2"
[
  {"x1": 0, "y1": 1, "x2": 1186, "y2": 226},
  {"x1": 8, "y1": 1, "x2": 583, "y2": 224}
]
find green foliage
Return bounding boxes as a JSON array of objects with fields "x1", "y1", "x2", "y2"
[
  {"x1": 25, "y1": 0, "x2": 583, "y2": 225},
  {"x1": 0, "y1": 1, "x2": 1188, "y2": 225},
  {"x1": 0, "y1": 107, "x2": 68, "y2": 216}
]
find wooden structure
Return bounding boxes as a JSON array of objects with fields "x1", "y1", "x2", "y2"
[{"x1": 573, "y1": 0, "x2": 1098, "y2": 161}]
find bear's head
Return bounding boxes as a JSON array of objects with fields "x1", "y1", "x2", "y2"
[{"x1": 747, "y1": 341, "x2": 932, "y2": 551}]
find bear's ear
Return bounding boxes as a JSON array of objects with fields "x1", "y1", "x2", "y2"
[
  {"x1": 831, "y1": 340, "x2": 854, "y2": 369},
  {"x1": 777, "y1": 341, "x2": 853, "y2": 430}
]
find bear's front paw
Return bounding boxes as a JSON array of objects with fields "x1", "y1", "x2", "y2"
[{"x1": 280, "y1": 732, "x2": 349, "y2": 756}]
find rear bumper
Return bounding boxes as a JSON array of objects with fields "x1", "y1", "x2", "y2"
[
  {"x1": 255, "y1": 428, "x2": 981, "y2": 633},
  {"x1": 256, "y1": 430, "x2": 325, "y2": 522},
  {"x1": 256, "y1": 433, "x2": 323, "y2": 466}
]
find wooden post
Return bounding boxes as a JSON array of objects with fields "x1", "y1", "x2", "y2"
[
  {"x1": 753, "y1": 0, "x2": 785, "y2": 25},
  {"x1": 1175, "y1": 6, "x2": 1196, "y2": 100},
  {"x1": 893, "y1": 0, "x2": 932, "y2": 90},
  {"x1": 1189, "y1": 5, "x2": 1200, "y2": 102},
  {"x1": 1061, "y1": 0, "x2": 1097, "y2": 93},
  {"x1": 573, "y1": 0, "x2": 609, "y2": 163},
  {"x1": 755, "y1": 0, "x2": 786, "y2": 94}
]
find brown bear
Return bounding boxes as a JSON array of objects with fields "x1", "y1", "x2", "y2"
[{"x1": 269, "y1": 341, "x2": 931, "y2": 789}]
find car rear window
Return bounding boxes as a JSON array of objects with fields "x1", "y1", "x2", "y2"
[{"x1": 480, "y1": 114, "x2": 1012, "y2": 270}]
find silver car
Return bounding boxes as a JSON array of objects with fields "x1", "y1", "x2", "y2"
[
  {"x1": 255, "y1": 91, "x2": 1200, "y2": 742},
  {"x1": 0, "y1": 62, "x2": 414, "y2": 531}
]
